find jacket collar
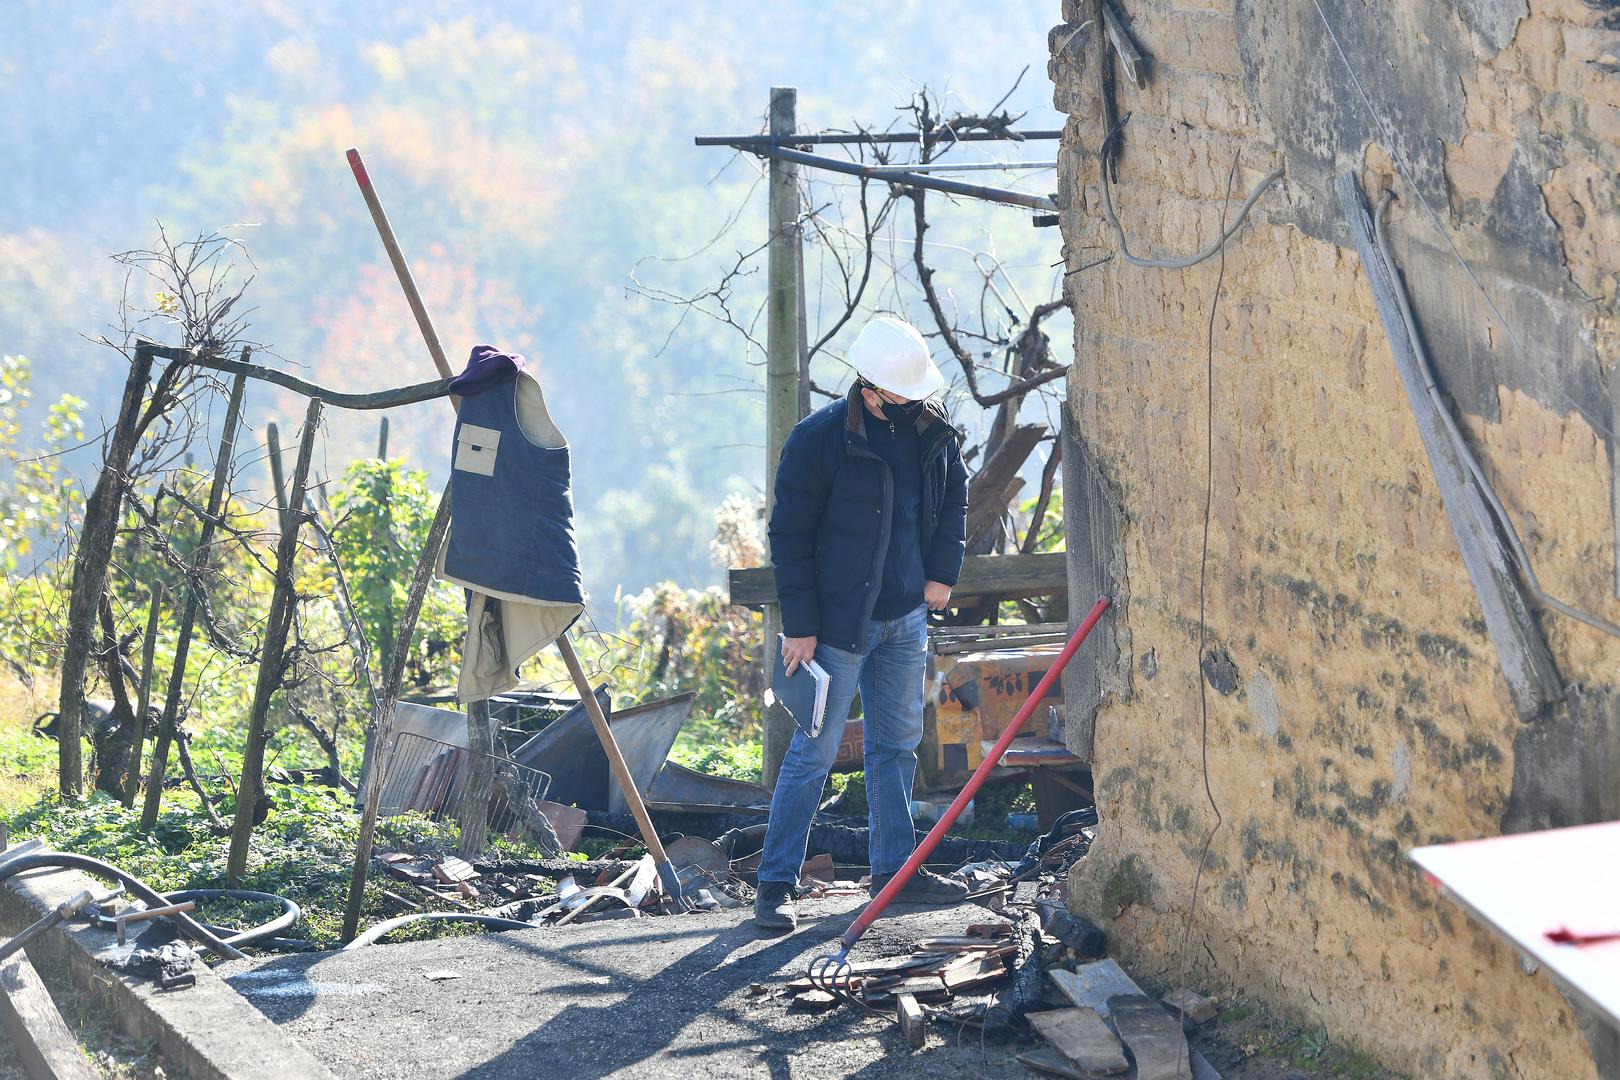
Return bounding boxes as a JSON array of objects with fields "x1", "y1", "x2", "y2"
[{"x1": 842, "y1": 383, "x2": 958, "y2": 448}]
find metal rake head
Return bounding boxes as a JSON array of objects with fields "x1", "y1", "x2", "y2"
[{"x1": 808, "y1": 951, "x2": 854, "y2": 997}]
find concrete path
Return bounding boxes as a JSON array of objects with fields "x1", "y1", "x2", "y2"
[{"x1": 222, "y1": 896, "x2": 1034, "y2": 1079}]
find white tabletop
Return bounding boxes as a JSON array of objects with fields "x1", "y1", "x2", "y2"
[{"x1": 1410, "y1": 821, "x2": 1620, "y2": 1026}]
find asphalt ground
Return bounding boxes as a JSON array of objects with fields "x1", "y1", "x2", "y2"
[{"x1": 220, "y1": 894, "x2": 1036, "y2": 1080}]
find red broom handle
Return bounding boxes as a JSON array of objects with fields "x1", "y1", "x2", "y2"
[{"x1": 837, "y1": 595, "x2": 1112, "y2": 952}]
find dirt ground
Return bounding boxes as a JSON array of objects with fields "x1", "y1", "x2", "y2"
[{"x1": 214, "y1": 893, "x2": 1404, "y2": 1080}]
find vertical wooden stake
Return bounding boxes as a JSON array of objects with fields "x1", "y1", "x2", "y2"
[
  {"x1": 142, "y1": 351, "x2": 251, "y2": 830},
  {"x1": 762, "y1": 86, "x2": 803, "y2": 788},
  {"x1": 122, "y1": 587, "x2": 163, "y2": 808},
  {"x1": 555, "y1": 632, "x2": 676, "y2": 874},
  {"x1": 227, "y1": 398, "x2": 322, "y2": 886},
  {"x1": 266, "y1": 421, "x2": 289, "y2": 530},
  {"x1": 341, "y1": 493, "x2": 453, "y2": 941},
  {"x1": 58, "y1": 345, "x2": 154, "y2": 798},
  {"x1": 455, "y1": 698, "x2": 496, "y2": 856}
]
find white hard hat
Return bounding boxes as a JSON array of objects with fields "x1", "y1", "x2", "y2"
[{"x1": 848, "y1": 316, "x2": 945, "y2": 401}]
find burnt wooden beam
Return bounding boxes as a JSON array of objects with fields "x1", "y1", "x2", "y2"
[
  {"x1": 1337, "y1": 171, "x2": 1561, "y2": 720},
  {"x1": 964, "y1": 423, "x2": 1046, "y2": 550},
  {"x1": 122, "y1": 587, "x2": 163, "y2": 808},
  {"x1": 727, "y1": 551, "x2": 1067, "y2": 609},
  {"x1": 0, "y1": 951, "x2": 99, "y2": 1080}
]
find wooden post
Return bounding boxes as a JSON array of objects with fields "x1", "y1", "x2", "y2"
[
  {"x1": 343, "y1": 144, "x2": 684, "y2": 902},
  {"x1": 556, "y1": 629, "x2": 679, "y2": 875},
  {"x1": 122, "y1": 587, "x2": 163, "y2": 808},
  {"x1": 266, "y1": 421, "x2": 289, "y2": 529},
  {"x1": 226, "y1": 398, "x2": 322, "y2": 885},
  {"x1": 455, "y1": 698, "x2": 497, "y2": 856},
  {"x1": 57, "y1": 344, "x2": 154, "y2": 799},
  {"x1": 762, "y1": 85, "x2": 802, "y2": 788},
  {"x1": 142, "y1": 353, "x2": 251, "y2": 830},
  {"x1": 341, "y1": 493, "x2": 453, "y2": 941},
  {"x1": 0, "y1": 952, "x2": 99, "y2": 1080}
]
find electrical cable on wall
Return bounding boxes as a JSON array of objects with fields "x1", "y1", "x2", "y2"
[
  {"x1": 1175, "y1": 147, "x2": 1242, "y2": 1075},
  {"x1": 1077, "y1": 8, "x2": 1266, "y2": 1058},
  {"x1": 1099, "y1": 159, "x2": 1284, "y2": 269},
  {"x1": 1085, "y1": 8, "x2": 1283, "y2": 270}
]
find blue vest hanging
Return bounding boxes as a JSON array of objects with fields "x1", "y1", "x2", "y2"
[
  {"x1": 442, "y1": 370, "x2": 585, "y2": 606},
  {"x1": 439, "y1": 368, "x2": 585, "y2": 700}
]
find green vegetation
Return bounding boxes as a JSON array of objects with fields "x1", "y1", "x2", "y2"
[{"x1": 0, "y1": 363, "x2": 768, "y2": 943}]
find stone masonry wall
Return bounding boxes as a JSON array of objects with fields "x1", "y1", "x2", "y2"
[{"x1": 1049, "y1": 1, "x2": 1620, "y2": 1076}]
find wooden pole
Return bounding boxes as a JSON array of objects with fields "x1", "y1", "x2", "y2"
[
  {"x1": 454, "y1": 698, "x2": 497, "y2": 856},
  {"x1": 377, "y1": 416, "x2": 390, "y2": 459},
  {"x1": 340, "y1": 493, "x2": 452, "y2": 941},
  {"x1": 226, "y1": 397, "x2": 322, "y2": 885},
  {"x1": 142, "y1": 351, "x2": 251, "y2": 829},
  {"x1": 762, "y1": 86, "x2": 802, "y2": 788},
  {"x1": 556, "y1": 628, "x2": 678, "y2": 875},
  {"x1": 266, "y1": 421, "x2": 289, "y2": 529},
  {"x1": 57, "y1": 345, "x2": 154, "y2": 798},
  {"x1": 0, "y1": 951, "x2": 100, "y2": 1080},
  {"x1": 345, "y1": 149, "x2": 456, "y2": 394},
  {"x1": 344, "y1": 145, "x2": 682, "y2": 899},
  {"x1": 122, "y1": 587, "x2": 163, "y2": 808}
]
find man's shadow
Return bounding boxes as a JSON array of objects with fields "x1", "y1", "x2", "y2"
[{"x1": 458, "y1": 906, "x2": 882, "y2": 1080}]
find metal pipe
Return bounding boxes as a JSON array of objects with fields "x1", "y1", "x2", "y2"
[
  {"x1": 696, "y1": 130, "x2": 1062, "y2": 147},
  {"x1": 830, "y1": 596, "x2": 1110, "y2": 958},
  {"x1": 741, "y1": 144, "x2": 1058, "y2": 212},
  {"x1": 0, "y1": 889, "x2": 102, "y2": 964},
  {"x1": 861, "y1": 161, "x2": 1057, "y2": 173},
  {"x1": 344, "y1": 912, "x2": 536, "y2": 950}
]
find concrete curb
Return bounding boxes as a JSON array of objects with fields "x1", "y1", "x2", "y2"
[{"x1": 0, "y1": 861, "x2": 336, "y2": 1080}]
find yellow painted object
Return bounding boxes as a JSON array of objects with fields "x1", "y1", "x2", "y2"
[{"x1": 932, "y1": 646, "x2": 1063, "y2": 773}]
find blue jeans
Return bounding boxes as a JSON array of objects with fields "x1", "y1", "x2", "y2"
[{"x1": 758, "y1": 603, "x2": 927, "y2": 885}]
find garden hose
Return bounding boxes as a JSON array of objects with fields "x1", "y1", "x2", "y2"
[
  {"x1": 162, "y1": 889, "x2": 300, "y2": 948},
  {"x1": 0, "y1": 852, "x2": 245, "y2": 960}
]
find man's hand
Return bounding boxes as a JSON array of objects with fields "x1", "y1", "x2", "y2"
[
  {"x1": 924, "y1": 581, "x2": 952, "y2": 611},
  {"x1": 782, "y1": 635, "x2": 818, "y2": 676}
]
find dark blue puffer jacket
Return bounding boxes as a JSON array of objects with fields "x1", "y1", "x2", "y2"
[{"x1": 768, "y1": 385, "x2": 968, "y2": 653}]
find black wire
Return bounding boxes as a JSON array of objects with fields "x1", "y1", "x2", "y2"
[{"x1": 1175, "y1": 147, "x2": 1242, "y2": 1071}]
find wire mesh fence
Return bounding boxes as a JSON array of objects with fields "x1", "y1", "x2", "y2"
[{"x1": 377, "y1": 730, "x2": 557, "y2": 853}]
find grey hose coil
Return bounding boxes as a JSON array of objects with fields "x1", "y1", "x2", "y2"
[
  {"x1": 344, "y1": 911, "x2": 536, "y2": 950},
  {"x1": 0, "y1": 853, "x2": 245, "y2": 960},
  {"x1": 163, "y1": 889, "x2": 300, "y2": 948}
]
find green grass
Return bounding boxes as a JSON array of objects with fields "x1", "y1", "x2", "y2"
[{"x1": 0, "y1": 703, "x2": 555, "y2": 949}]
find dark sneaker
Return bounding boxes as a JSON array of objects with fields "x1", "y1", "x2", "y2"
[
  {"x1": 754, "y1": 880, "x2": 797, "y2": 933},
  {"x1": 869, "y1": 867, "x2": 971, "y2": 905}
]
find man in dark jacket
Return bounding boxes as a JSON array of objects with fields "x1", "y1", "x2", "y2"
[{"x1": 755, "y1": 316, "x2": 970, "y2": 933}]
